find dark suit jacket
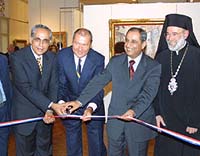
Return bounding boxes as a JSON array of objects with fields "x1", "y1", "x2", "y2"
[
  {"x1": 10, "y1": 46, "x2": 58, "y2": 135},
  {"x1": 0, "y1": 54, "x2": 12, "y2": 116},
  {"x1": 57, "y1": 46, "x2": 105, "y2": 115},
  {"x1": 78, "y1": 53, "x2": 161, "y2": 141},
  {"x1": 0, "y1": 54, "x2": 12, "y2": 156}
]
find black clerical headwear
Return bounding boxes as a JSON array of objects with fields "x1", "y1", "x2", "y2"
[{"x1": 156, "y1": 13, "x2": 200, "y2": 56}]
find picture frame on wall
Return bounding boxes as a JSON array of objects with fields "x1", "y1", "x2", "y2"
[
  {"x1": 109, "y1": 18, "x2": 164, "y2": 58},
  {"x1": 13, "y1": 39, "x2": 27, "y2": 48},
  {"x1": 52, "y1": 32, "x2": 67, "y2": 49}
]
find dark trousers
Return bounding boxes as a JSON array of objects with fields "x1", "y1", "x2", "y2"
[
  {"x1": 14, "y1": 121, "x2": 53, "y2": 156},
  {"x1": 155, "y1": 134, "x2": 200, "y2": 156},
  {"x1": 63, "y1": 117, "x2": 107, "y2": 156},
  {"x1": 0, "y1": 104, "x2": 10, "y2": 156}
]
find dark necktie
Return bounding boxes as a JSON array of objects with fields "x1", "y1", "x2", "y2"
[
  {"x1": 76, "y1": 58, "x2": 82, "y2": 79},
  {"x1": 129, "y1": 60, "x2": 135, "y2": 80}
]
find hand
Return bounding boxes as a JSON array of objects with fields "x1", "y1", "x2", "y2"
[
  {"x1": 65, "y1": 101, "x2": 82, "y2": 114},
  {"x1": 186, "y1": 126, "x2": 198, "y2": 134},
  {"x1": 81, "y1": 107, "x2": 93, "y2": 122},
  {"x1": 156, "y1": 115, "x2": 166, "y2": 128},
  {"x1": 51, "y1": 103, "x2": 68, "y2": 115},
  {"x1": 43, "y1": 110, "x2": 55, "y2": 124},
  {"x1": 119, "y1": 109, "x2": 135, "y2": 121}
]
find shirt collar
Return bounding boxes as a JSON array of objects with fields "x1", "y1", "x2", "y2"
[
  {"x1": 127, "y1": 52, "x2": 143, "y2": 71},
  {"x1": 74, "y1": 54, "x2": 87, "y2": 66},
  {"x1": 128, "y1": 52, "x2": 142, "y2": 66}
]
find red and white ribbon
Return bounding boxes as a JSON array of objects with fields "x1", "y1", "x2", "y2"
[{"x1": 1, "y1": 114, "x2": 200, "y2": 147}]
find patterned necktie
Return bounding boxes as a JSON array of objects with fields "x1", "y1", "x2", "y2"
[
  {"x1": 37, "y1": 57, "x2": 42, "y2": 74},
  {"x1": 76, "y1": 58, "x2": 82, "y2": 79},
  {"x1": 129, "y1": 60, "x2": 135, "y2": 80}
]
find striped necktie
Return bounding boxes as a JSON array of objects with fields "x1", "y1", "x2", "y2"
[
  {"x1": 76, "y1": 58, "x2": 82, "y2": 79},
  {"x1": 129, "y1": 60, "x2": 135, "y2": 80}
]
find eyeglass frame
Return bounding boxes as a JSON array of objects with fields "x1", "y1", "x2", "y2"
[{"x1": 32, "y1": 37, "x2": 51, "y2": 45}]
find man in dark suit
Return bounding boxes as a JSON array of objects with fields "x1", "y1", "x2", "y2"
[
  {"x1": 57, "y1": 28, "x2": 107, "y2": 156},
  {"x1": 0, "y1": 54, "x2": 12, "y2": 156},
  {"x1": 154, "y1": 13, "x2": 200, "y2": 156},
  {"x1": 64, "y1": 27, "x2": 161, "y2": 156},
  {"x1": 10, "y1": 24, "x2": 66, "y2": 156}
]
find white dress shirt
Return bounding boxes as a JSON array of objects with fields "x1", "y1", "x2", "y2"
[
  {"x1": 59, "y1": 54, "x2": 97, "y2": 112},
  {"x1": 0, "y1": 80, "x2": 6, "y2": 103}
]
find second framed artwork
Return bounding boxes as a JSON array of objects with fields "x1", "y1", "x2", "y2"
[
  {"x1": 109, "y1": 18, "x2": 164, "y2": 58},
  {"x1": 52, "y1": 32, "x2": 67, "y2": 48}
]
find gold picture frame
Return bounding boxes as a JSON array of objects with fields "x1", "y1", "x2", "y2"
[
  {"x1": 52, "y1": 32, "x2": 67, "y2": 48},
  {"x1": 109, "y1": 18, "x2": 164, "y2": 58},
  {"x1": 13, "y1": 39, "x2": 27, "y2": 48}
]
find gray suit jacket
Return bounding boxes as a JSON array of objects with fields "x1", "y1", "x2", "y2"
[
  {"x1": 10, "y1": 46, "x2": 58, "y2": 135},
  {"x1": 78, "y1": 53, "x2": 161, "y2": 141}
]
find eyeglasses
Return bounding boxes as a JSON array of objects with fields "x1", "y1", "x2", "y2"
[{"x1": 33, "y1": 37, "x2": 51, "y2": 45}]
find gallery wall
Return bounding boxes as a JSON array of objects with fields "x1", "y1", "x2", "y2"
[
  {"x1": 82, "y1": 2, "x2": 200, "y2": 111},
  {"x1": 83, "y1": 2, "x2": 200, "y2": 64},
  {"x1": 28, "y1": 0, "x2": 82, "y2": 47}
]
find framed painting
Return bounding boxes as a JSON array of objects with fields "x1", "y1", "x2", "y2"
[
  {"x1": 13, "y1": 39, "x2": 27, "y2": 48},
  {"x1": 52, "y1": 32, "x2": 67, "y2": 48},
  {"x1": 109, "y1": 18, "x2": 164, "y2": 58}
]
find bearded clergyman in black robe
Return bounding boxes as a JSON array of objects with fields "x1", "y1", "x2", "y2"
[{"x1": 154, "y1": 13, "x2": 200, "y2": 156}]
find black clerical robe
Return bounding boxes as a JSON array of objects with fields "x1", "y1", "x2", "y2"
[{"x1": 154, "y1": 44, "x2": 200, "y2": 156}]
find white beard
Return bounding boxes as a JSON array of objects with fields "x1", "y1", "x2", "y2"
[{"x1": 167, "y1": 37, "x2": 186, "y2": 52}]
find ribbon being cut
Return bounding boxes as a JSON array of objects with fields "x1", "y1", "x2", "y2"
[{"x1": 1, "y1": 114, "x2": 200, "y2": 147}]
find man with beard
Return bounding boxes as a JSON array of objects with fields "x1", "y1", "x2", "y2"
[{"x1": 154, "y1": 14, "x2": 200, "y2": 156}]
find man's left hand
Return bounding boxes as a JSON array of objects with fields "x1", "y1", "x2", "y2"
[
  {"x1": 81, "y1": 107, "x2": 93, "y2": 122},
  {"x1": 119, "y1": 109, "x2": 135, "y2": 121},
  {"x1": 186, "y1": 126, "x2": 198, "y2": 134}
]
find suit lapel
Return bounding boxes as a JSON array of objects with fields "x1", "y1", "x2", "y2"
[
  {"x1": 38, "y1": 52, "x2": 52, "y2": 88},
  {"x1": 79, "y1": 52, "x2": 97, "y2": 85},
  {"x1": 0, "y1": 62, "x2": 2, "y2": 81},
  {"x1": 65, "y1": 50, "x2": 79, "y2": 86},
  {"x1": 25, "y1": 47, "x2": 41, "y2": 76},
  {"x1": 121, "y1": 55, "x2": 130, "y2": 82},
  {"x1": 71, "y1": 52, "x2": 79, "y2": 84},
  {"x1": 41, "y1": 53, "x2": 49, "y2": 81}
]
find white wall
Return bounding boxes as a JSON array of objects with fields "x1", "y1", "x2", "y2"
[
  {"x1": 28, "y1": 0, "x2": 82, "y2": 46},
  {"x1": 28, "y1": 2, "x2": 200, "y2": 115},
  {"x1": 83, "y1": 2, "x2": 200, "y2": 65},
  {"x1": 82, "y1": 2, "x2": 200, "y2": 114}
]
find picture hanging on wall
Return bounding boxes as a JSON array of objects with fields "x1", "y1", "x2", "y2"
[
  {"x1": 52, "y1": 32, "x2": 67, "y2": 49},
  {"x1": 13, "y1": 39, "x2": 27, "y2": 48},
  {"x1": 109, "y1": 18, "x2": 164, "y2": 58}
]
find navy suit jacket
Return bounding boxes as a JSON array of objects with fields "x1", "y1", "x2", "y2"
[
  {"x1": 57, "y1": 46, "x2": 105, "y2": 115},
  {"x1": 10, "y1": 46, "x2": 58, "y2": 135},
  {"x1": 0, "y1": 54, "x2": 12, "y2": 117}
]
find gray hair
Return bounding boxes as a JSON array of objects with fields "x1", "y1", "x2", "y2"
[{"x1": 31, "y1": 24, "x2": 52, "y2": 40}]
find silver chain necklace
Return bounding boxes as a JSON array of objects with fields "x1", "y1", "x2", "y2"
[{"x1": 168, "y1": 44, "x2": 189, "y2": 95}]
